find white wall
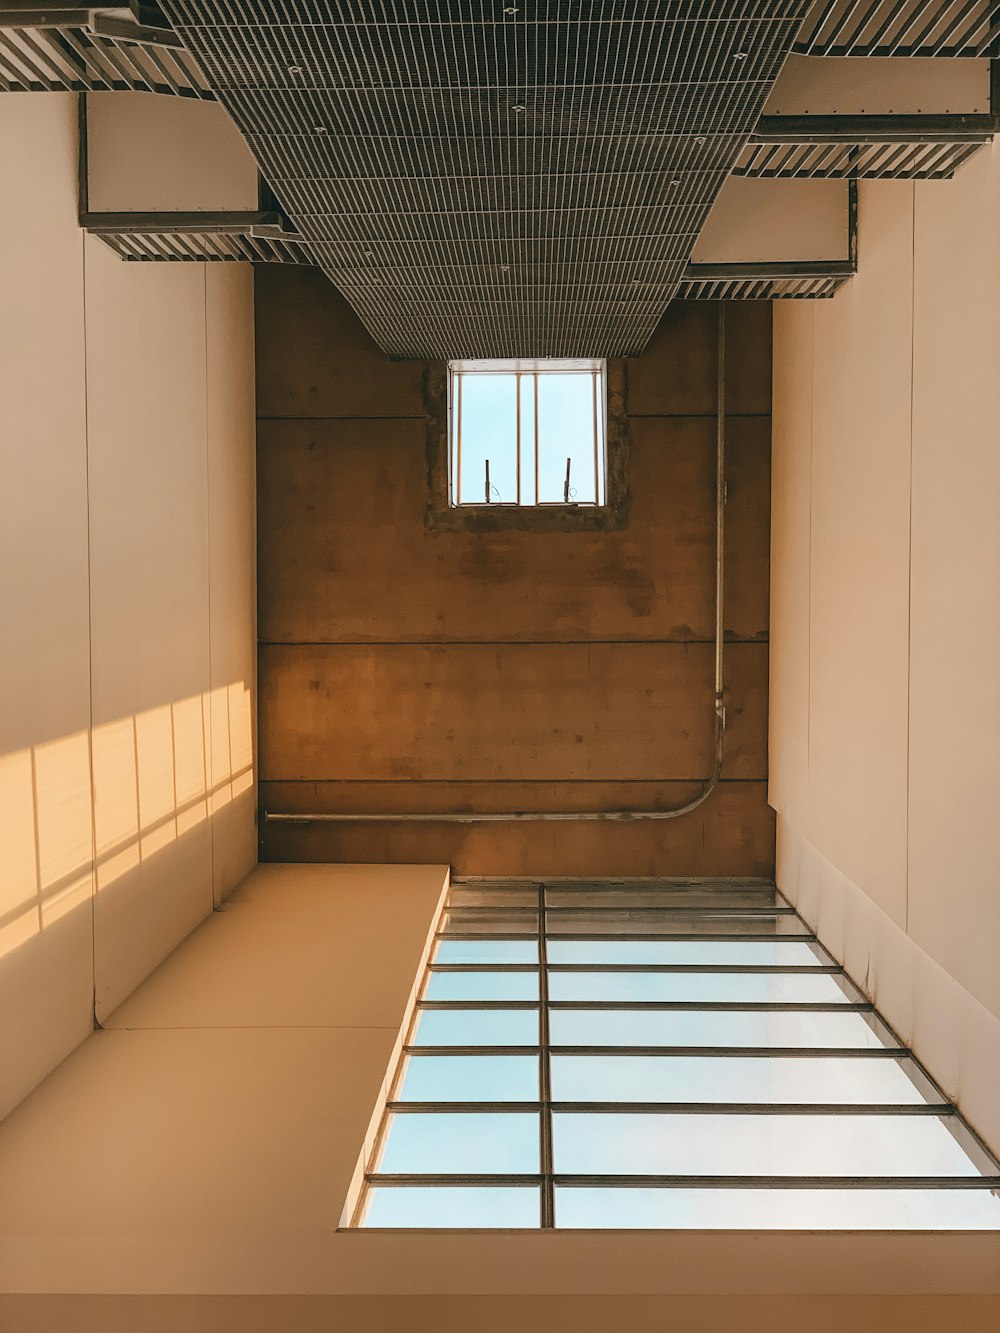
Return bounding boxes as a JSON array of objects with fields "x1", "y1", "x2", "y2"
[
  {"x1": 0, "y1": 94, "x2": 257, "y2": 1120},
  {"x1": 771, "y1": 143, "x2": 1000, "y2": 1153}
]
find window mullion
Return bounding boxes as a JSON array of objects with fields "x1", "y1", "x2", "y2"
[{"x1": 538, "y1": 882, "x2": 554, "y2": 1228}]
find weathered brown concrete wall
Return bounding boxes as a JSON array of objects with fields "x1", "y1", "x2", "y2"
[{"x1": 256, "y1": 267, "x2": 772, "y2": 874}]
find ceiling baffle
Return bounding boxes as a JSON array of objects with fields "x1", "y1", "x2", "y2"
[{"x1": 159, "y1": 1, "x2": 816, "y2": 358}]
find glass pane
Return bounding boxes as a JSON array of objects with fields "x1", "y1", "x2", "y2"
[
  {"x1": 378, "y1": 1112, "x2": 539, "y2": 1173},
  {"x1": 397, "y1": 1054, "x2": 538, "y2": 1102},
  {"x1": 448, "y1": 886, "x2": 540, "y2": 908},
  {"x1": 554, "y1": 1187, "x2": 1000, "y2": 1230},
  {"x1": 545, "y1": 886, "x2": 780, "y2": 910},
  {"x1": 455, "y1": 373, "x2": 517, "y2": 505},
  {"x1": 547, "y1": 970, "x2": 855, "y2": 1004},
  {"x1": 411, "y1": 1008, "x2": 539, "y2": 1047},
  {"x1": 548, "y1": 1009, "x2": 892, "y2": 1049},
  {"x1": 552, "y1": 1113, "x2": 984, "y2": 1177},
  {"x1": 364, "y1": 1186, "x2": 540, "y2": 1228},
  {"x1": 546, "y1": 940, "x2": 824, "y2": 966},
  {"x1": 550, "y1": 1055, "x2": 932, "y2": 1105},
  {"x1": 425, "y1": 970, "x2": 539, "y2": 1002},
  {"x1": 547, "y1": 910, "x2": 809, "y2": 936},
  {"x1": 434, "y1": 939, "x2": 538, "y2": 964},
  {"x1": 536, "y1": 371, "x2": 601, "y2": 504},
  {"x1": 441, "y1": 909, "x2": 539, "y2": 936}
]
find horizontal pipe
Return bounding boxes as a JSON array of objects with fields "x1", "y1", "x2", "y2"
[{"x1": 267, "y1": 806, "x2": 714, "y2": 824}]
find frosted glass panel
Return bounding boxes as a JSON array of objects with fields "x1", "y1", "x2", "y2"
[
  {"x1": 442, "y1": 909, "x2": 538, "y2": 935},
  {"x1": 398, "y1": 1055, "x2": 539, "y2": 1102},
  {"x1": 547, "y1": 940, "x2": 824, "y2": 965},
  {"x1": 365, "y1": 1187, "x2": 539, "y2": 1228},
  {"x1": 550, "y1": 1055, "x2": 931, "y2": 1104},
  {"x1": 425, "y1": 970, "x2": 539, "y2": 1002},
  {"x1": 549, "y1": 1009, "x2": 891, "y2": 1049},
  {"x1": 552, "y1": 1114, "x2": 983, "y2": 1176},
  {"x1": 545, "y1": 887, "x2": 779, "y2": 910},
  {"x1": 548, "y1": 971, "x2": 852, "y2": 1003},
  {"x1": 380, "y1": 1113, "x2": 539, "y2": 1174},
  {"x1": 555, "y1": 1188, "x2": 1000, "y2": 1230},
  {"x1": 412, "y1": 1008, "x2": 539, "y2": 1047},
  {"x1": 548, "y1": 911, "x2": 810, "y2": 936},
  {"x1": 434, "y1": 939, "x2": 538, "y2": 964}
]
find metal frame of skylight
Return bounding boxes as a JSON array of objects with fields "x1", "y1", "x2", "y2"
[{"x1": 352, "y1": 879, "x2": 1000, "y2": 1227}]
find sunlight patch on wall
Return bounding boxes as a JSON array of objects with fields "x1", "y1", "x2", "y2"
[{"x1": 0, "y1": 681, "x2": 253, "y2": 959}]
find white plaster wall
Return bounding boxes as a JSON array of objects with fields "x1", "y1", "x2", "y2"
[
  {"x1": 771, "y1": 142, "x2": 1000, "y2": 1153},
  {"x1": 0, "y1": 94, "x2": 257, "y2": 1118}
]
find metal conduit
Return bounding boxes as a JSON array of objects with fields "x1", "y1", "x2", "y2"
[{"x1": 264, "y1": 306, "x2": 727, "y2": 829}]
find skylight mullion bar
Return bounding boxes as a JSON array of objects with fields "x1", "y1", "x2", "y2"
[
  {"x1": 418, "y1": 1000, "x2": 876, "y2": 1012},
  {"x1": 456, "y1": 904, "x2": 798, "y2": 916},
  {"x1": 438, "y1": 932, "x2": 814, "y2": 942},
  {"x1": 405, "y1": 1046, "x2": 909, "y2": 1059},
  {"x1": 386, "y1": 1101, "x2": 955, "y2": 1116},
  {"x1": 367, "y1": 1174, "x2": 1000, "y2": 1190},
  {"x1": 541, "y1": 931, "x2": 819, "y2": 942},
  {"x1": 431, "y1": 963, "x2": 845, "y2": 973},
  {"x1": 537, "y1": 881, "x2": 555, "y2": 1229}
]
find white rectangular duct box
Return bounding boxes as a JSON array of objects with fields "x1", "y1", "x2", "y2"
[
  {"x1": 764, "y1": 54, "x2": 990, "y2": 116},
  {"x1": 692, "y1": 177, "x2": 851, "y2": 264},
  {"x1": 85, "y1": 91, "x2": 260, "y2": 213}
]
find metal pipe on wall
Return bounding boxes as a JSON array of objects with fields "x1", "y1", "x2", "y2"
[{"x1": 265, "y1": 308, "x2": 728, "y2": 828}]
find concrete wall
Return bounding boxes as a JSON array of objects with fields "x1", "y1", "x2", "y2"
[
  {"x1": 770, "y1": 142, "x2": 1000, "y2": 1153},
  {"x1": 257, "y1": 268, "x2": 774, "y2": 875},
  {"x1": 1, "y1": 863, "x2": 997, "y2": 1330},
  {"x1": 0, "y1": 94, "x2": 257, "y2": 1120}
]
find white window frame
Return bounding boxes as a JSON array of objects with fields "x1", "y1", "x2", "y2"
[{"x1": 448, "y1": 358, "x2": 607, "y2": 509}]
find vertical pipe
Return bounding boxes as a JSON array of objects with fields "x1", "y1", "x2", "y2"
[{"x1": 715, "y1": 305, "x2": 726, "y2": 741}]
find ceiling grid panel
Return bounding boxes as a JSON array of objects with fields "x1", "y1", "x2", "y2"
[{"x1": 159, "y1": 1, "x2": 816, "y2": 357}]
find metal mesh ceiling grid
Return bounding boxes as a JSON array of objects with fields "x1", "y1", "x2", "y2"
[
  {"x1": 160, "y1": 0, "x2": 814, "y2": 358},
  {"x1": 736, "y1": 137, "x2": 988, "y2": 178},
  {"x1": 0, "y1": 23, "x2": 211, "y2": 96},
  {"x1": 793, "y1": 0, "x2": 1000, "y2": 57}
]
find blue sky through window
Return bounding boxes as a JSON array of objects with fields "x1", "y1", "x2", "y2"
[
  {"x1": 450, "y1": 361, "x2": 605, "y2": 506},
  {"x1": 354, "y1": 880, "x2": 1000, "y2": 1230}
]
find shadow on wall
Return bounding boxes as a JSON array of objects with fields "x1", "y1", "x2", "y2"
[{"x1": 0, "y1": 681, "x2": 253, "y2": 965}]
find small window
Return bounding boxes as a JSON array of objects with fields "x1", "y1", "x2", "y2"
[{"x1": 449, "y1": 359, "x2": 606, "y2": 508}]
